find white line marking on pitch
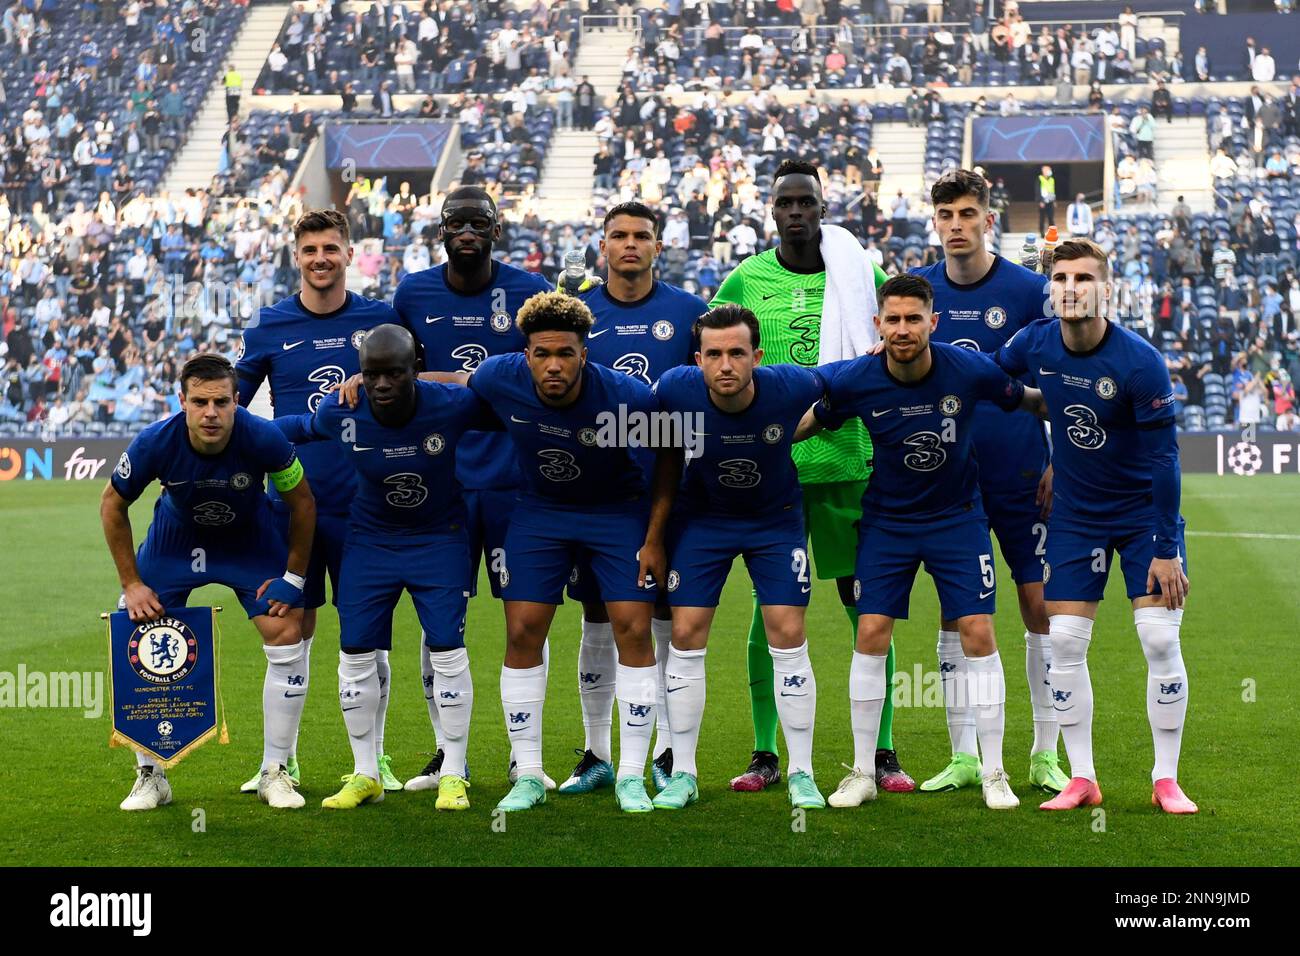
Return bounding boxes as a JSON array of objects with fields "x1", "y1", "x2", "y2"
[{"x1": 1185, "y1": 531, "x2": 1300, "y2": 541}]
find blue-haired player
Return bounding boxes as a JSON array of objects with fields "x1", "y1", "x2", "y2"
[
  {"x1": 643, "y1": 305, "x2": 826, "y2": 812},
  {"x1": 235, "y1": 208, "x2": 403, "y2": 793},
  {"x1": 994, "y1": 239, "x2": 1197, "y2": 815},
  {"x1": 389, "y1": 186, "x2": 553, "y2": 792},
  {"x1": 102, "y1": 355, "x2": 316, "y2": 812},
  {"x1": 277, "y1": 325, "x2": 499, "y2": 812},
  {"x1": 797, "y1": 275, "x2": 1049, "y2": 811},
  {"x1": 465, "y1": 291, "x2": 665, "y2": 814},
  {"x1": 561, "y1": 201, "x2": 706, "y2": 796}
]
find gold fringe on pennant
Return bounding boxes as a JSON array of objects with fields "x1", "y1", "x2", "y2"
[{"x1": 214, "y1": 607, "x2": 230, "y2": 744}]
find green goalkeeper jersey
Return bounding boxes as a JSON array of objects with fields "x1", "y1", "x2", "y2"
[{"x1": 710, "y1": 248, "x2": 888, "y2": 485}]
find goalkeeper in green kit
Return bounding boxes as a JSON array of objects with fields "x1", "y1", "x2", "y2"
[{"x1": 711, "y1": 160, "x2": 915, "y2": 792}]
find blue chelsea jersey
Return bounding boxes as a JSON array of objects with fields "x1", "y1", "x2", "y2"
[
  {"x1": 235, "y1": 291, "x2": 398, "y2": 515},
  {"x1": 654, "y1": 364, "x2": 823, "y2": 517},
  {"x1": 579, "y1": 281, "x2": 705, "y2": 384},
  {"x1": 815, "y1": 343, "x2": 1026, "y2": 525},
  {"x1": 111, "y1": 407, "x2": 298, "y2": 533},
  {"x1": 913, "y1": 256, "x2": 1051, "y2": 493},
  {"x1": 392, "y1": 260, "x2": 551, "y2": 491}
]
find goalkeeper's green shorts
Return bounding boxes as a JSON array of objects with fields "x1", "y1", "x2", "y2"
[{"x1": 801, "y1": 480, "x2": 867, "y2": 581}]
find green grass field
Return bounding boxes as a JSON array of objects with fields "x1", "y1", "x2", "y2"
[{"x1": 2, "y1": 475, "x2": 1297, "y2": 867}]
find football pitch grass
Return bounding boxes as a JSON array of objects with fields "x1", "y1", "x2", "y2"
[{"x1": 2, "y1": 475, "x2": 1297, "y2": 867}]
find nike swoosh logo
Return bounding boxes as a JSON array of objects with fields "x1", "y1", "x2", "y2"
[
  {"x1": 424, "y1": 694, "x2": 436, "y2": 701},
  {"x1": 508, "y1": 726, "x2": 528, "y2": 733},
  {"x1": 872, "y1": 409, "x2": 894, "y2": 418},
  {"x1": 979, "y1": 590, "x2": 995, "y2": 600},
  {"x1": 342, "y1": 706, "x2": 362, "y2": 712},
  {"x1": 426, "y1": 316, "x2": 445, "y2": 323},
  {"x1": 780, "y1": 692, "x2": 808, "y2": 697},
  {"x1": 800, "y1": 586, "x2": 811, "y2": 594},
  {"x1": 666, "y1": 685, "x2": 687, "y2": 693},
  {"x1": 352, "y1": 446, "x2": 373, "y2": 452},
  {"x1": 761, "y1": 292, "x2": 780, "y2": 301},
  {"x1": 284, "y1": 692, "x2": 305, "y2": 698},
  {"x1": 588, "y1": 328, "x2": 610, "y2": 338},
  {"x1": 440, "y1": 703, "x2": 464, "y2": 708},
  {"x1": 1052, "y1": 705, "x2": 1073, "y2": 713},
  {"x1": 626, "y1": 721, "x2": 650, "y2": 727},
  {"x1": 509, "y1": 415, "x2": 531, "y2": 424},
  {"x1": 283, "y1": 340, "x2": 305, "y2": 350},
  {"x1": 1038, "y1": 368, "x2": 1057, "y2": 375},
  {"x1": 165, "y1": 480, "x2": 189, "y2": 486},
  {"x1": 1156, "y1": 698, "x2": 1184, "y2": 705}
]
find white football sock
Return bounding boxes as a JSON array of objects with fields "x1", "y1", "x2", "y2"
[
  {"x1": 419, "y1": 631, "x2": 442, "y2": 748},
  {"x1": 651, "y1": 617, "x2": 673, "y2": 759},
  {"x1": 429, "y1": 647, "x2": 473, "y2": 779},
  {"x1": 290, "y1": 634, "x2": 312, "y2": 760},
  {"x1": 338, "y1": 650, "x2": 380, "y2": 780},
  {"x1": 1135, "y1": 607, "x2": 1188, "y2": 782},
  {"x1": 577, "y1": 619, "x2": 616, "y2": 762},
  {"x1": 1025, "y1": 631, "x2": 1059, "y2": 754},
  {"x1": 966, "y1": 651, "x2": 1006, "y2": 774},
  {"x1": 938, "y1": 629, "x2": 976, "y2": 756},
  {"x1": 262, "y1": 641, "x2": 308, "y2": 771},
  {"x1": 848, "y1": 651, "x2": 888, "y2": 773},
  {"x1": 1049, "y1": 615, "x2": 1096, "y2": 781},
  {"x1": 615, "y1": 662, "x2": 658, "y2": 780},
  {"x1": 373, "y1": 648, "x2": 390, "y2": 756},
  {"x1": 664, "y1": 646, "x2": 706, "y2": 777},
  {"x1": 135, "y1": 749, "x2": 160, "y2": 771},
  {"x1": 770, "y1": 641, "x2": 816, "y2": 776},
  {"x1": 501, "y1": 663, "x2": 547, "y2": 777}
]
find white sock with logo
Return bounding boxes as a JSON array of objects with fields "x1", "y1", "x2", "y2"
[
  {"x1": 1025, "y1": 631, "x2": 1059, "y2": 754},
  {"x1": 849, "y1": 651, "x2": 888, "y2": 774},
  {"x1": 615, "y1": 662, "x2": 658, "y2": 780},
  {"x1": 429, "y1": 647, "x2": 473, "y2": 779},
  {"x1": 966, "y1": 651, "x2": 1006, "y2": 774},
  {"x1": 1049, "y1": 615, "x2": 1096, "y2": 781},
  {"x1": 419, "y1": 631, "x2": 442, "y2": 748},
  {"x1": 664, "y1": 646, "x2": 706, "y2": 777},
  {"x1": 262, "y1": 641, "x2": 308, "y2": 771},
  {"x1": 938, "y1": 629, "x2": 977, "y2": 756},
  {"x1": 289, "y1": 634, "x2": 312, "y2": 762},
  {"x1": 501, "y1": 664, "x2": 547, "y2": 778},
  {"x1": 373, "y1": 648, "x2": 390, "y2": 757},
  {"x1": 338, "y1": 650, "x2": 380, "y2": 780},
  {"x1": 651, "y1": 618, "x2": 673, "y2": 759},
  {"x1": 1135, "y1": 607, "x2": 1188, "y2": 782},
  {"x1": 577, "y1": 619, "x2": 616, "y2": 762},
  {"x1": 770, "y1": 642, "x2": 816, "y2": 776}
]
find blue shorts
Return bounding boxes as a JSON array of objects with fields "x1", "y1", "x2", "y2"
[
  {"x1": 982, "y1": 488, "x2": 1048, "y2": 586},
  {"x1": 337, "y1": 531, "x2": 471, "y2": 651},
  {"x1": 134, "y1": 505, "x2": 291, "y2": 620},
  {"x1": 465, "y1": 487, "x2": 518, "y2": 599},
  {"x1": 1043, "y1": 514, "x2": 1189, "y2": 603},
  {"x1": 500, "y1": 501, "x2": 655, "y2": 605},
  {"x1": 274, "y1": 504, "x2": 346, "y2": 609},
  {"x1": 854, "y1": 511, "x2": 998, "y2": 620},
  {"x1": 666, "y1": 508, "x2": 811, "y2": 608}
]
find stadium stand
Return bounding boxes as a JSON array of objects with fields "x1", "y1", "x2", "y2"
[{"x1": 2, "y1": 0, "x2": 1298, "y2": 438}]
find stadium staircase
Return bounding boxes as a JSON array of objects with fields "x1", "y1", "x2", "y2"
[
  {"x1": 1153, "y1": 117, "x2": 1214, "y2": 214},
  {"x1": 533, "y1": 23, "x2": 639, "y2": 221},
  {"x1": 872, "y1": 123, "x2": 928, "y2": 210},
  {"x1": 161, "y1": 2, "x2": 293, "y2": 195}
]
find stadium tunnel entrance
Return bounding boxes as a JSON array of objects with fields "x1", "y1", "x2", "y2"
[{"x1": 983, "y1": 163, "x2": 1104, "y2": 237}]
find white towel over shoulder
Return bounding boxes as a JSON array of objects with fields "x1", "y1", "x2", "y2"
[{"x1": 817, "y1": 223, "x2": 880, "y2": 364}]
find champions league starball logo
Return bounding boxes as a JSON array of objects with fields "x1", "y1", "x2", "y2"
[
  {"x1": 1227, "y1": 441, "x2": 1263, "y2": 476},
  {"x1": 128, "y1": 618, "x2": 199, "y2": 685}
]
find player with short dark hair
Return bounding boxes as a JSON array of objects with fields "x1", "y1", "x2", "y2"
[
  {"x1": 558, "y1": 199, "x2": 707, "y2": 797},
  {"x1": 102, "y1": 355, "x2": 317, "y2": 812},
  {"x1": 799, "y1": 274, "x2": 1048, "y2": 811},
  {"x1": 275, "y1": 324, "x2": 500, "y2": 812},
  {"x1": 468, "y1": 291, "x2": 667, "y2": 814},
  {"x1": 646, "y1": 305, "x2": 828, "y2": 811},
  {"x1": 711, "y1": 158, "x2": 912, "y2": 793},
  {"x1": 236, "y1": 207, "x2": 402, "y2": 793},
  {"x1": 910, "y1": 169, "x2": 1069, "y2": 795},
  {"x1": 993, "y1": 239, "x2": 1197, "y2": 815},
  {"x1": 389, "y1": 185, "x2": 553, "y2": 793}
]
